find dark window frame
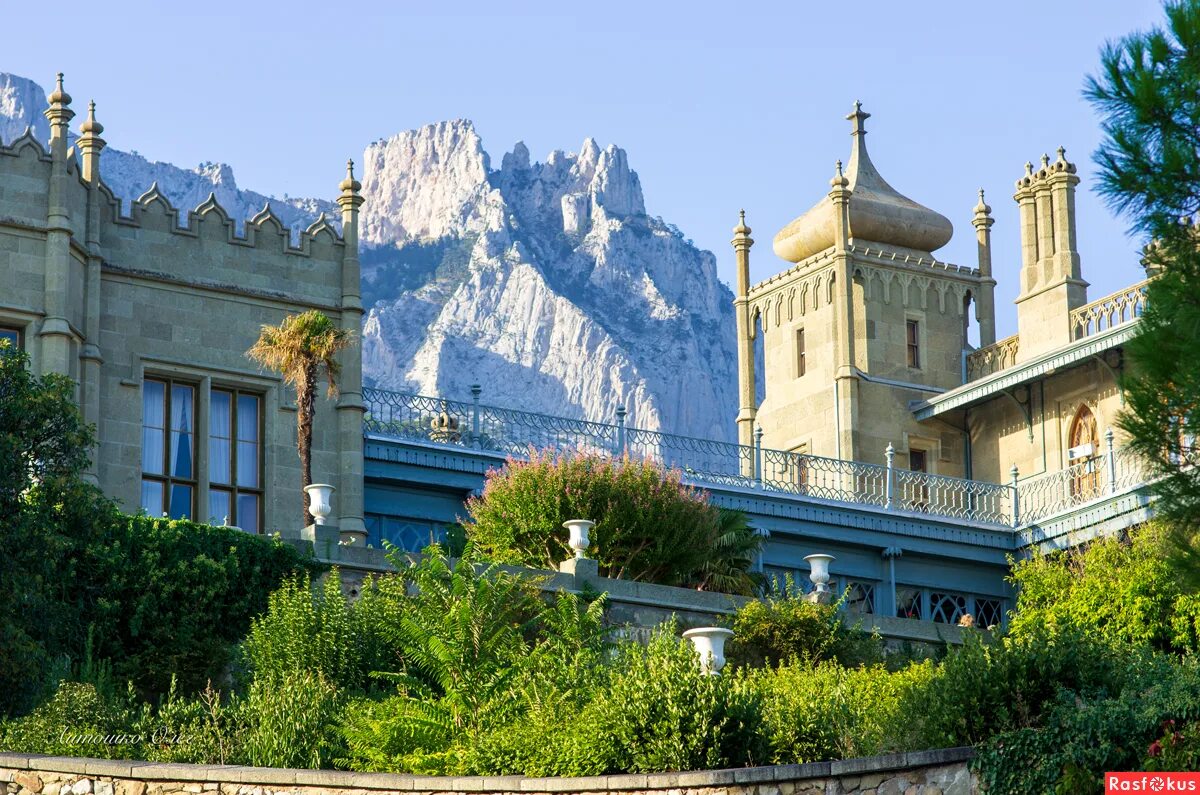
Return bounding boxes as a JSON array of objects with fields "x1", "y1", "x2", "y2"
[
  {"x1": 796, "y1": 328, "x2": 806, "y2": 377},
  {"x1": 141, "y1": 377, "x2": 197, "y2": 520},
  {"x1": 906, "y1": 319, "x2": 921, "y2": 368}
]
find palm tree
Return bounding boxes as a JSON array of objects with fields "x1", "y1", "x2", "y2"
[{"x1": 247, "y1": 310, "x2": 351, "y2": 525}]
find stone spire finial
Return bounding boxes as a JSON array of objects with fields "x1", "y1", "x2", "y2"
[
  {"x1": 847, "y1": 101, "x2": 870, "y2": 136},
  {"x1": 733, "y1": 208, "x2": 751, "y2": 236},
  {"x1": 829, "y1": 159, "x2": 849, "y2": 189},
  {"x1": 1040, "y1": 153, "x2": 1051, "y2": 169},
  {"x1": 338, "y1": 157, "x2": 364, "y2": 214},
  {"x1": 973, "y1": 188, "x2": 991, "y2": 216},
  {"x1": 44, "y1": 72, "x2": 75, "y2": 150},
  {"x1": 1056, "y1": 146, "x2": 1067, "y2": 162},
  {"x1": 339, "y1": 158, "x2": 361, "y2": 193},
  {"x1": 80, "y1": 100, "x2": 104, "y2": 136},
  {"x1": 48, "y1": 72, "x2": 71, "y2": 106}
]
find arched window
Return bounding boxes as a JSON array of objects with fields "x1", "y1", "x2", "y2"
[{"x1": 1068, "y1": 405, "x2": 1100, "y2": 501}]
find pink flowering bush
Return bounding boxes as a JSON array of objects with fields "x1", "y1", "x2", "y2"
[{"x1": 463, "y1": 450, "x2": 762, "y2": 594}]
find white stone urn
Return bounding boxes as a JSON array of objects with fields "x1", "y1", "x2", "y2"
[
  {"x1": 563, "y1": 519, "x2": 594, "y2": 559},
  {"x1": 304, "y1": 483, "x2": 335, "y2": 525},
  {"x1": 804, "y1": 553, "x2": 836, "y2": 593},
  {"x1": 683, "y1": 627, "x2": 735, "y2": 675}
]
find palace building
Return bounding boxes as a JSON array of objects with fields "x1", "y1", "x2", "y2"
[{"x1": 0, "y1": 80, "x2": 1155, "y2": 629}]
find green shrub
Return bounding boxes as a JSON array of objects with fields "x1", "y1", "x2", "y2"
[
  {"x1": 138, "y1": 680, "x2": 244, "y2": 765},
  {"x1": 754, "y1": 660, "x2": 935, "y2": 764},
  {"x1": 0, "y1": 346, "x2": 103, "y2": 715},
  {"x1": 78, "y1": 514, "x2": 318, "y2": 699},
  {"x1": 567, "y1": 625, "x2": 767, "y2": 774},
  {"x1": 908, "y1": 624, "x2": 1132, "y2": 750},
  {"x1": 464, "y1": 451, "x2": 763, "y2": 594},
  {"x1": 339, "y1": 546, "x2": 544, "y2": 772},
  {"x1": 1009, "y1": 523, "x2": 1198, "y2": 654},
  {"x1": 243, "y1": 569, "x2": 395, "y2": 693},
  {"x1": 0, "y1": 682, "x2": 142, "y2": 759},
  {"x1": 973, "y1": 655, "x2": 1200, "y2": 793},
  {"x1": 243, "y1": 670, "x2": 344, "y2": 769},
  {"x1": 727, "y1": 578, "x2": 885, "y2": 669}
]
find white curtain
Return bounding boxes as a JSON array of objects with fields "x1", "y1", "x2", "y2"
[
  {"x1": 209, "y1": 390, "x2": 232, "y2": 485},
  {"x1": 237, "y1": 395, "x2": 259, "y2": 488},
  {"x1": 141, "y1": 381, "x2": 165, "y2": 475}
]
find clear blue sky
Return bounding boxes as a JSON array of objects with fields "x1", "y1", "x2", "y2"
[{"x1": 6, "y1": 0, "x2": 1166, "y2": 339}]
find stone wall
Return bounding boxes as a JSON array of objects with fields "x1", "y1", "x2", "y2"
[{"x1": 0, "y1": 749, "x2": 976, "y2": 795}]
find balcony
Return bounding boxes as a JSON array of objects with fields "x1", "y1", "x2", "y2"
[{"x1": 362, "y1": 387, "x2": 1153, "y2": 531}]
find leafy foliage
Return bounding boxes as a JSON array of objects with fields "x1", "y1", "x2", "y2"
[
  {"x1": 339, "y1": 546, "x2": 544, "y2": 772},
  {"x1": 727, "y1": 577, "x2": 884, "y2": 669},
  {"x1": 565, "y1": 625, "x2": 767, "y2": 774},
  {"x1": 0, "y1": 682, "x2": 142, "y2": 759},
  {"x1": 78, "y1": 515, "x2": 317, "y2": 699},
  {"x1": 243, "y1": 671, "x2": 345, "y2": 770},
  {"x1": 1085, "y1": 0, "x2": 1200, "y2": 583},
  {"x1": 754, "y1": 660, "x2": 935, "y2": 764},
  {"x1": 1008, "y1": 522, "x2": 1199, "y2": 654},
  {"x1": 243, "y1": 569, "x2": 395, "y2": 693},
  {"x1": 464, "y1": 450, "x2": 763, "y2": 594},
  {"x1": 0, "y1": 346, "x2": 102, "y2": 714}
]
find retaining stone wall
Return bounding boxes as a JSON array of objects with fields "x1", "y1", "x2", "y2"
[{"x1": 0, "y1": 750, "x2": 975, "y2": 795}]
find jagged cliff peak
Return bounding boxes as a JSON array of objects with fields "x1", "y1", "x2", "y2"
[{"x1": 0, "y1": 72, "x2": 49, "y2": 146}]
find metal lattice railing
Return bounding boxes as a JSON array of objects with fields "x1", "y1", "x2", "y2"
[
  {"x1": 1013, "y1": 433, "x2": 1153, "y2": 525},
  {"x1": 892, "y1": 467, "x2": 1014, "y2": 525},
  {"x1": 363, "y1": 386, "x2": 1153, "y2": 528},
  {"x1": 363, "y1": 387, "x2": 620, "y2": 458}
]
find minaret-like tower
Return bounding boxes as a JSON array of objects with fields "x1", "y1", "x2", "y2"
[
  {"x1": 972, "y1": 189, "x2": 997, "y2": 347},
  {"x1": 336, "y1": 159, "x2": 367, "y2": 541},
  {"x1": 744, "y1": 103, "x2": 981, "y2": 472},
  {"x1": 77, "y1": 100, "x2": 107, "y2": 484},
  {"x1": 731, "y1": 210, "x2": 756, "y2": 453},
  {"x1": 1013, "y1": 148, "x2": 1087, "y2": 360},
  {"x1": 39, "y1": 73, "x2": 76, "y2": 379}
]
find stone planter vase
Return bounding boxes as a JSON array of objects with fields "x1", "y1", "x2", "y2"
[
  {"x1": 304, "y1": 483, "x2": 335, "y2": 525},
  {"x1": 805, "y1": 553, "x2": 835, "y2": 593},
  {"x1": 682, "y1": 627, "x2": 735, "y2": 675},
  {"x1": 562, "y1": 519, "x2": 594, "y2": 559}
]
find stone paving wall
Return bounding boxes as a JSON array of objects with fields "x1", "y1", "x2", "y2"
[{"x1": 0, "y1": 749, "x2": 975, "y2": 795}]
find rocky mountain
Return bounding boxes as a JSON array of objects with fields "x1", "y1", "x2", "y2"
[{"x1": 0, "y1": 73, "x2": 737, "y2": 440}]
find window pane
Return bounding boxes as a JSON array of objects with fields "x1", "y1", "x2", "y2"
[
  {"x1": 209, "y1": 390, "x2": 232, "y2": 485},
  {"x1": 0, "y1": 328, "x2": 19, "y2": 353},
  {"x1": 237, "y1": 395, "x2": 259, "y2": 442},
  {"x1": 169, "y1": 384, "x2": 194, "y2": 480},
  {"x1": 168, "y1": 484, "x2": 192, "y2": 520},
  {"x1": 208, "y1": 489, "x2": 231, "y2": 526},
  {"x1": 237, "y1": 493, "x2": 260, "y2": 534},
  {"x1": 140, "y1": 479, "x2": 164, "y2": 517},
  {"x1": 142, "y1": 381, "x2": 166, "y2": 475},
  {"x1": 236, "y1": 441, "x2": 259, "y2": 488},
  {"x1": 896, "y1": 587, "x2": 923, "y2": 620}
]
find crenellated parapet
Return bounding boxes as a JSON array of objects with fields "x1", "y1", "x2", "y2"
[{"x1": 95, "y1": 181, "x2": 347, "y2": 258}]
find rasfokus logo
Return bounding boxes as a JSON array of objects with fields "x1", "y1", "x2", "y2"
[{"x1": 1107, "y1": 773, "x2": 1200, "y2": 792}]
